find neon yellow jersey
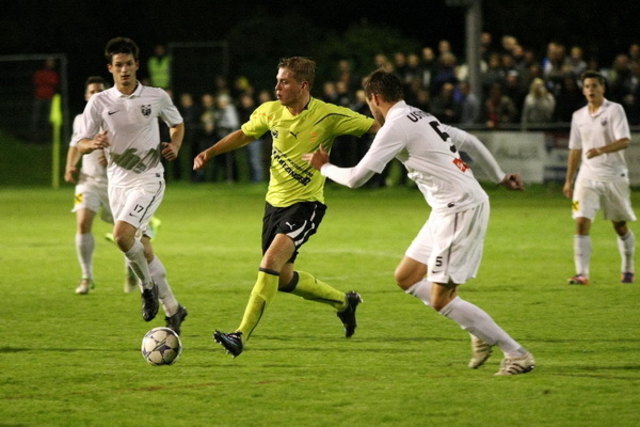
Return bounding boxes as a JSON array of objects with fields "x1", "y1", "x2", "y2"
[{"x1": 242, "y1": 98, "x2": 374, "y2": 207}]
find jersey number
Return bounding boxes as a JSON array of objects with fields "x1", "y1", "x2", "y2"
[{"x1": 429, "y1": 120, "x2": 469, "y2": 173}]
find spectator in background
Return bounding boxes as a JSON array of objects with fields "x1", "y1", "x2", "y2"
[
  {"x1": 236, "y1": 93, "x2": 264, "y2": 183},
  {"x1": 212, "y1": 93, "x2": 240, "y2": 183},
  {"x1": 195, "y1": 93, "x2": 217, "y2": 182},
  {"x1": 393, "y1": 52, "x2": 408, "y2": 82},
  {"x1": 481, "y1": 52, "x2": 506, "y2": 97},
  {"x1": 553, "y1": 74, "x2": 585, "y2": 122},
  {"x1": 147, "y1": 44, "x2": 171, "y2": 89},
  {"x1": 608, "y1": 54, "x2": 633, "y2": 104},
  {"x1": 420, "y1": 47, "x2": 437, "y2": 89},
  {"x1": 543, "y1": 42, "x2": 569, "y2": 95},
  {"x1": 31, "y1": 57, "x2": 60, "y2": 142},
  {"x1": 430, "y1": 82, "x2": 461, "y2": 123},
  {"x1": 521, "y1": 77, "x2": 556, "y2": 129},
  {"x1": 458, "y1": 81, "x2": 481, "y2": 125},
  {"x1": 482, "y1": 82, "x2": 518, "y2": 128},
  {"x1": 567, "y1": 46, "x2": 588, "y2": 78},
  {"x1": 503, "y1": 70, "x2": 527, "y2": 120},
  {"x1": 404, "y1": 53, "x2": 423, "y2": 86},
  {"x1": 432, "y1": 52, "x2": 458, "y2": 95},
  {"x1": 321, "y1": 81, "x2": 339, "y2": 104},
  {"x1": 177, "y1": 93, "x2": 201, "y2": 181}
]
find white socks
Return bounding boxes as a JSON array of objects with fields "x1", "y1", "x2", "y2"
[
  {"x1": 75, "y1": 233, "x2": 94, "y2": 279},
  {"x1": 124, "y1": 240, "x2": 153, "y2": 289},
  {"x1": 574, "y1": 235, "x2": 592, "y2": 277},
  {"x1": 405, "y1": 279, "x2": 433, "y2": 306},
  {"x1": 440, "y1": 296, "x2": 525, "y2": 358},
  {"x1": 149, "y1": 256, "x2": 179, "y2": 316},
  {"x1": 617, "y1": 231, "x2": 635, "y2": 273},
  {"x1": 405, "y1": 280, "x2": 525, "y2": 358}
]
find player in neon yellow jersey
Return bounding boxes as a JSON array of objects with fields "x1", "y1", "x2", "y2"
[{"x1": 194, "y1": 57, "x2": 378, "y2": 357}]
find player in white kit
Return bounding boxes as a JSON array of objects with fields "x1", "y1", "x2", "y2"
[
  {"x1": 75, "y1": 37, "x2": 187, "y2": 334},
  {"x1": 65, "y1": 76, "x2": 162, "y2": 295},
  {"x1": 564, "y1": 70, "x2": 636, "y2": 285},
  {"x1": 304, "y1": 70, "x2": 535, "y2": 375}
]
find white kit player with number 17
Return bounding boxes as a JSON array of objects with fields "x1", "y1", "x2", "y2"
[{"x1": 75, "y1": 37, "x2": 187, "y2": 335}]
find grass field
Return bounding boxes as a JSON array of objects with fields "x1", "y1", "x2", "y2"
[{"x1": 1, "y1": 182, "x2": 639, "y2": 426}]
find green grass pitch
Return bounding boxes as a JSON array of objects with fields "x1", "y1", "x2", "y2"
[{"x1": 1, "y1": 182, "x2": 638, "y2": 426}]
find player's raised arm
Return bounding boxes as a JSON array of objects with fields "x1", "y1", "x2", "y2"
[
  {"x1": 303, "y1": 145, "x2": 377, "y2": 189},
  {"x1": 193, "y1": 129, "x2": 255, "y2": 170}
]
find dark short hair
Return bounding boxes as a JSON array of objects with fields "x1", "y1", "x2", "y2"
[
  {"x1": 104, "y1": 37, "x2": 140, "y2": 63},
  {"x1": 84, "y1": 75, "x2": 107, "y2": 90},
  {"x1": 363, "y1": 69, "x2": 404, "y2": 102},
  {"x1": 581, "y1": 70, "x2": 606, "y2": 85},
  {"x1": 278, "y1": 57, "x2": 316, "y2": 88}
]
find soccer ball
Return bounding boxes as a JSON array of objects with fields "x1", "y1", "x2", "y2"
[{"x1": 141, "y1": 327, "x2": 182, "y2": 366}]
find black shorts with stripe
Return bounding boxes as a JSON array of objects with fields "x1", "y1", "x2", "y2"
[{"x1": 262, "y1": 201, "x2": 327, "y2": 263}]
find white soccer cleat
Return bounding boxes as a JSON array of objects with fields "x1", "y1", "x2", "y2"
[
  {"x1": 495, "y1": 352, "x2": 536, "y2": 376},
  {"x1": 75, "y1": 278, "x2": 93, "y2": 295},
  {"x1": 468, "y1": 335, "x2": 493, "y2": 369}
]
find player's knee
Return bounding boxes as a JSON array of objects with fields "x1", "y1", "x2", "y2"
[{"x1": 394, "y1": 267, "x2": 422, "y2": 290}]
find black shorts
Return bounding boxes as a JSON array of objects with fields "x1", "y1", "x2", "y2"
[{"x1": 262, "y1": 201, "x2": 327, "y2": 263}]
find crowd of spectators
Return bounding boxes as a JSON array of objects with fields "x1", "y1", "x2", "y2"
[{"x1": 145, "y1": 34, "x2": 640, "y2": 183}]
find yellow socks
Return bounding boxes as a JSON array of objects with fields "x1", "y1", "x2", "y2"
[
  {"x1": 236, "y1": 268, "x2": 279, "y2": 339},
  {"x1": 282, "y1": 271, "x2": 346, "y2": 311}
]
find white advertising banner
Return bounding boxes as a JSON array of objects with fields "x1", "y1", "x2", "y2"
[{"x1": 466, "y1": 131, "x2": 640, "y2": 186}]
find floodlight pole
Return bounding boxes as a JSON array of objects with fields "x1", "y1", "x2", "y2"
[{"x1": 446, "y1": 0, "x2": 483, "y2": 102}]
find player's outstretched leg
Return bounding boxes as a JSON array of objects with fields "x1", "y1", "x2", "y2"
[{"x1": 280, "y1": 271, "x2": 362, "y2": 338}]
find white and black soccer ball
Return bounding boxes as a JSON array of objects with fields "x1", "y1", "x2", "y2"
[{"x1": 141, "y1": 327, "x2": 182, "y2": 366}]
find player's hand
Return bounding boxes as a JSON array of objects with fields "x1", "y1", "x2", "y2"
[
  {"x1": 562, "y1": 181, "x2": 573, "y2": 199},
  {"x1": 91, "y1": 130, "x2": 110, "y2": 150},
  {"x1": 302, "y1": 145, "x2": 330, "y2": 170},
  {"x1": 161, "y1": 142, "x2": 179, "y2": 161},
  {"x1": 585, "y1": 147, "x2": 602, "y2": 159},
  {"x1": 193, "y1": 151, "x2": 209, "y2": 170},
  {"x1": 64, "y1": 166, "x2": 78, "y2": 183},
  {"x1": 500, "y1": 173, "x2": 524, "y2": 191}
]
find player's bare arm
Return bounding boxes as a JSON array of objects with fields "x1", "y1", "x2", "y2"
[
  {"x1": 563, "y1": 149, "x2": 582, "y2": 198},
  {"x1": 161, "y1": 123, "x2": 185, "y2": 161},
  {"x1": 64, "y1": 146, "x2": 82, "y2": 183},
  {"x1": 77, "y1": 130, "x2": 109, "y2": 154},
  {"x1": 585, "y1": 137, "x2": 631, "y2": 159},
  {"x1": 193, "y1": 129, "x2": 255, "y2": 170}
]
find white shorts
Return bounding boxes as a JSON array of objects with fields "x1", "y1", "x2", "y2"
[
  {"x1": 72, "y1": 180, "x2": 113, "y2": 223},
  {"x1": 572, "y1": 178, "x2": 636, "y2": 222},
  {"x1": 108, "y1": 179, "x2": 164, "y2": 237},
  {"x1": 405, "y1": 201, "x2": 489, "y2": 285}
]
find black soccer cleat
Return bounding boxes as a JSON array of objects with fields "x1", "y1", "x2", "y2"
[
  {"x1": 141, "y1": 283, "x2": 159, "y2": 322},
  {"x1": 337, "y1": 291, "x2": 363, "y2": 338},
  {"x1": 213, "y1": 330, "x2": 244, "y2": 357},
  {"x1": 165, "y1": 305, "x2": 188, "y2": 335}
]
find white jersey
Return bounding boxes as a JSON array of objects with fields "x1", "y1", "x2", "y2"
[
  {"x1": 569, "y1": 99, "x2": 631, "y2": 182},
  {"x1": 75, "y1": 83, "x2": 183, "y2": 187},
  {"x1": 70, "y1": 114, "x2": 107, "y2": 185},
  {"x1": 353, "y1": 101, "x2": 488, "y2": 212}
]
